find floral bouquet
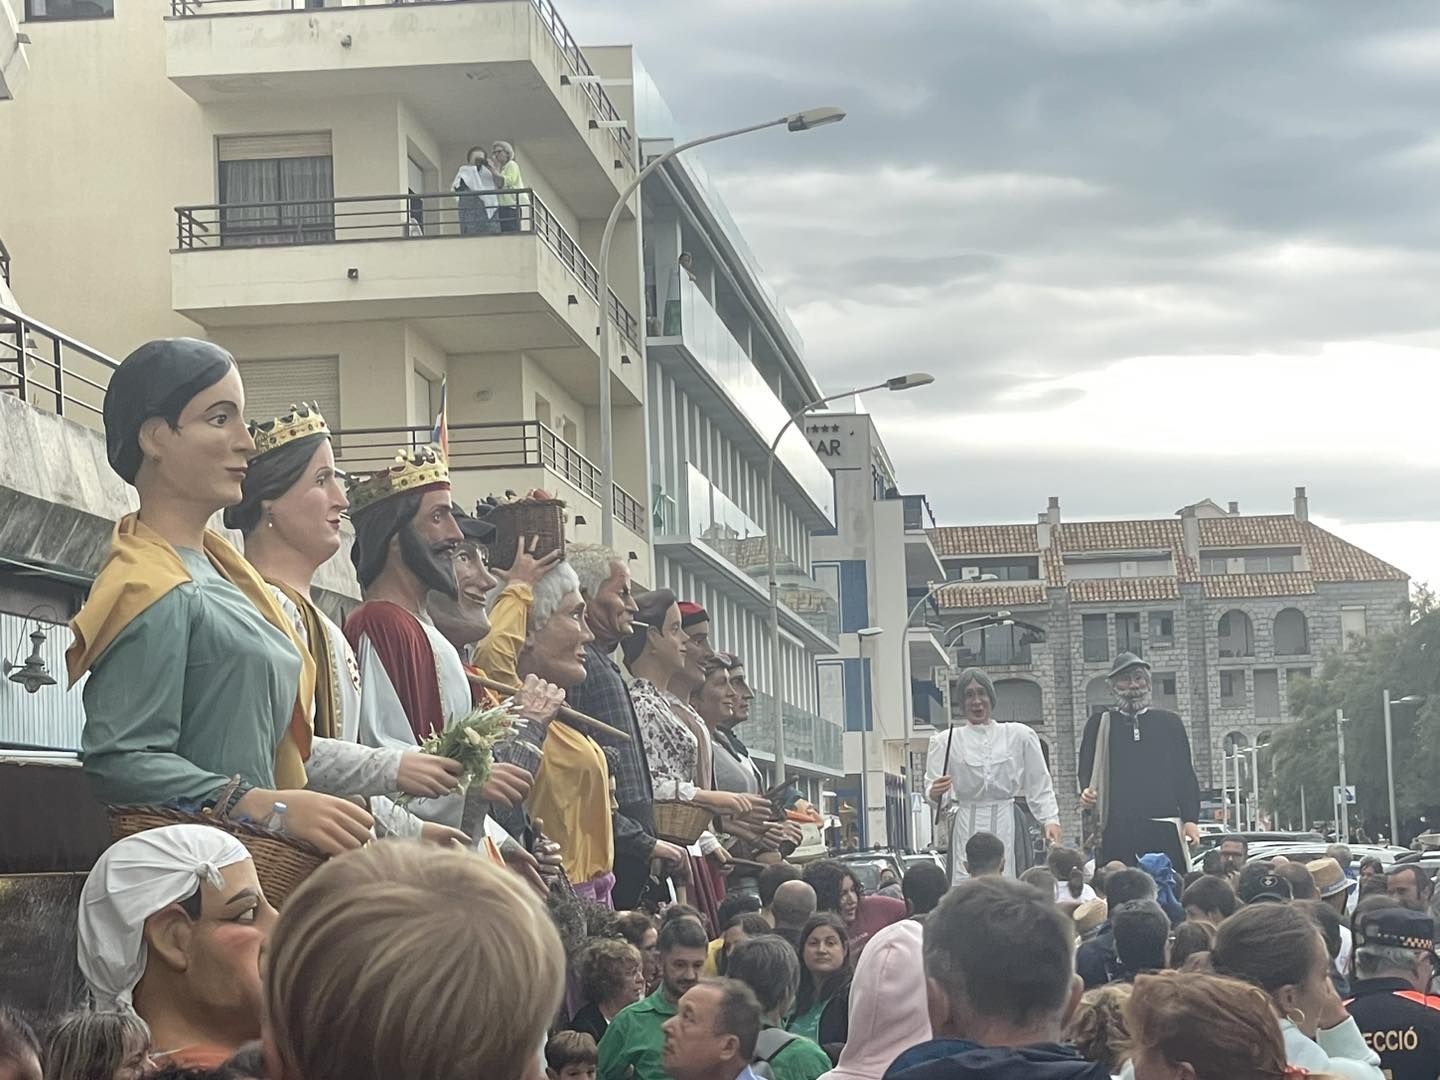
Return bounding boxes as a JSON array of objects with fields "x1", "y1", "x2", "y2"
[{"x1": 395, "y1": 700, "x2": 519, "y2": 808}]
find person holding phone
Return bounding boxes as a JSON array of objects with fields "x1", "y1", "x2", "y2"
[{"x1": 452, "y1": 145, "x2": 498, "y2": 236}]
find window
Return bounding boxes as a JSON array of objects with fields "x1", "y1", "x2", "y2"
[
  {"x1": 1084, "y1": 676, "x2": 1112, "y2": 714},
  {"x1": 237, "y1": 358, "x2": 341, "y2": 432},
  {"x1": 1154, "y1": 673, "x2": 1179, "y2": 711},
  {"x1": 1217, "y1": 609, "x2": 1255, "y2": 657},
  {"x1": 1220, "y1": 670, "x2": 1246, "y2": 707},
  {"x1": 1254, "y1": 669, "x2": 1280, "y2": 718},
  {"x1": 1199, "y1": 556, "x2": 1230, "y2": 576},
  {"x1": 953, "y1": 623, "x2": 1034, "y2": 667},
  {"x1": 1082, "y1": 614, "x2": 1109, "y2": 663},
  {"x1": 993, "y1": 679, "x2": 1043, "y2": 725},
  {"x1": 1149, "y1": 610, "x2": 1175, "y2": 647},
  {"x1": 1245, "y1": 553, "x2": 1295, "y2": 574},
  {"x1": 1115, "y1": 612, "x2": 1142, "y2": 655},
  {"x1": 218, "y1": 134, "x2": 335, "y2": 247},
  {"x1": 943, "y1": 557, "x2": 1039, "y2": 582},
  {"x1": 1341, "y1": 607, "x2": 1368, "y2": 651},
  {"x1": 1274, "y1": 608, "x2": 1309, "y2": 655},
  {"x1": 26, "y1": 0, "x2": 112, "y2": 20}
]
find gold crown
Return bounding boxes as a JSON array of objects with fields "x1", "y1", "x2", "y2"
[
  {"x1": 248, "y1": 402, "x2": 329, "y2": 458},
  {"x1": 346, "y1": 445, "x2": 450, "y2": 516}
]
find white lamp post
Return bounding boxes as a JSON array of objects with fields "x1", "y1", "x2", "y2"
[
  {"x1": 857, "y1": 626, "x2": 884, "y2": 846},
  {"x1": 595, "y1": 107, "x2": 847, "y2": 546},
  {"x1": 765, "y1": 373, "x2": 934, "y2": 787},
  {"x1": 1382, "y1": 690, "x2": 1424, "y2": 845}
]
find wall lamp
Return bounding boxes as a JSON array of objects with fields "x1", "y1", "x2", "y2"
[{"x1": 4, "y1": 605, "x2": 63, "y2": 694}]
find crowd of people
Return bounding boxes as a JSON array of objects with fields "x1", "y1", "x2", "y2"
[{"x1": 3, "y1": 337, "x2": 1440, "y2": 1080}]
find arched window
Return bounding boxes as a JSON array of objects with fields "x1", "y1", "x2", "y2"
[
  {"x1": 1217, "y1": 610, "x2": 1255, "y2": 658},
  {"x1": 1274, "y1": 608, "x2": 1309, "y2": 656},
  {"x1": 994, "y1": 678, "x2": 1042, "y2": 725},
  {"x1": 1085, "y1": 676, "x2": 1112, "y2": 715}
]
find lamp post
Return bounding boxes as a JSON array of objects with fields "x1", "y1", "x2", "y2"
[
  {"x1": 595, "y1": 106, "x2": 847, "y2": 546},
  {"x1": 857, "y1": 626, "x2": 884, "y2": 847},
  {"x1": 765, "y1": 372, "x2": 934, "y2": 787},
  {"x1": 1336, "y1": 708, "x2": 1350, "y2": 844},
  {"x1": 1241, "y1": 745, "x2": 1265, "y2": 830},
  {"x1": 1382, "y1": 690, "x2": 1425, "y2": 845}
]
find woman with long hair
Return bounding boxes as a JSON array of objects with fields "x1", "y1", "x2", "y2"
[
  {"x1": 1211, "y1": 904, "x2": 1383, "y2": 1080},
  {"x1": 1128, "y1": 971, "x2": 1315, "y2": 1080},
  {"x1": 43, "y1": 1011, "x2": 152, "y2": 1080},
  {"x1": 70, "y1": 339, "x2": 369, "y2": 853},
  {"x1": 1067, "y1": 983, "x2": 1132, "y2": 1074},
  {"x1": 788, "y1": 913, "x2": 853, "y2": 1058}
]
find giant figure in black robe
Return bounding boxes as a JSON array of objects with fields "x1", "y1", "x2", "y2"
[{"x1": 1078, "y1": 652, "x2": 1201, "y2": 868}]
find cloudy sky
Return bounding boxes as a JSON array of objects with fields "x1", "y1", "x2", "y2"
[{"x1": 567, "y1": 0, "x2": 1440, "y2": 587}]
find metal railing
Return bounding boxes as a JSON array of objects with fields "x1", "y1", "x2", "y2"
[
  {"x1": 164, "y1": 0, "x2": 634, "y2": 161},
  {"x1": 174, "y1": 189, "x2": 639, "y2": 345},
  {"x1": 0, "y1": 238, "x2": 10, "y2": 287},
  {"x1": 329, "y1": 419, "x2": 647, "y2": 537},
  {"x1": 0, "y1": 302, "x2": 118, "y2": 420}
]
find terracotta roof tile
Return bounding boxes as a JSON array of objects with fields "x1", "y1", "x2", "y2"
[
  {"x1": 928, "y1": 524, "x2": 1039, "y2": 557},
  {"x1": 1059, "y1": 519, "x2": 1186, "y2": 553},
  {"x1": 1300, "y1": 523, "x2": 1408, "y2": 582},
  {"x1": 1198, "y1": 515, "x2": 1302, "y2": 547},
  {"x1": 933, "y1": 582, "x2": 1047, "y2": 610},
  {"x1": 1201, "y1": 572, "x2": 1316, "y2": 599},
  {"x1": 1068, "y1": 577, "x2": 1181, "y2": 603}
]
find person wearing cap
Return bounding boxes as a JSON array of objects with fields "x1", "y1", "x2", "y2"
[
  {"x1": 1345, "y1": 908, "x2": 1440, "y2": 1080},
  {"x1": 77, "y1": 824, "x2": 273, "y2": 1070},
  {"x1": 70, "y1": 339, "x2": 371, "y2": 856},
  {"x1": 1078, "y1": 652, "x2": 1200, "y2": 869},
  {"x1": 226, "y1": 405, "x2": 468, "y2": 846},
  {"x1": 925, "y1": 667, "x2": 1062, "y2": 882},
  {"x1": 341, "y1": 446, "x2": 565, "y2": 879},
  {"x1": 1239, "y1": 862, "x2": 1296, "y2": 905}
]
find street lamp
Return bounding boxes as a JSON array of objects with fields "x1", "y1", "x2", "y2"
[
  {"x1": 1240, "y1": 745, "x2": 1267, "y2": 831},
  {"x1": 857, "y1": 626, "x2": 884, "y2": 847},
  {"x1": 595, "y1": 106, "x2": 848, "y2": 546},
  {"x1": 1336, "y1": 708, "x2": 1350, "y2": 844},
  {"x1": 765, "y1": 372, "x2": 934, "y2": 785},
  {"x1": 1382, "y1": 689, "x2": 1425, "y2": 845}
]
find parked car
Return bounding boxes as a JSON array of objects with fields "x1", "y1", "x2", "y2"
[
  {"x1": 902, "y1": 852, "x2": 946, "y2": 874},
  {"x1": 1245, "y1": 842, "x2": 1409, "y2": 868},
  {"x1": 837, "y1": 850, "x2": 906, "y2": 893}
]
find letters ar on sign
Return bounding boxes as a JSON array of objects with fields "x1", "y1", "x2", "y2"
[{"x1": 1333, "y1": 785, "x2": 1357, "y2": 804}]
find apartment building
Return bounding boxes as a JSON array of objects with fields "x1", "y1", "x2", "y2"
[
  {"x1": 567, "y1": 49, "x2": 843, "y2": 790},
  {"x1": 921, "y1": 488, "x2": 1410, "y2": 840},
  {"x1": 805, "y1": 408, "x2": 945, "y2": 847},
  {"x1": 0, "y1": 0, "x2": 652, "y2": 568}
]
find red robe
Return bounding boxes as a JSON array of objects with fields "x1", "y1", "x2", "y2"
[{"x1": 343, "y1": 601, "x2": 445, "y2": 742}]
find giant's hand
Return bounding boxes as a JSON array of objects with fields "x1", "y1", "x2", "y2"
[
  {"x1": 1182, "y1": 821, "x2": 1201, "y2": 848},
  {"x1": 480, "y1": 762, "x2": 533, "y2": 807},
  {"x1": 396, "y1": 752, "x2": 464, "y2": 798},
  {"x1": 928, "y1": 776, "x2": 953, "y2": 802},
  {"x1": 514, "y1": 673, "x2": 565, "y2": 740},
  {"x1": 1080, "y1": 787, "x2": 1098, "y2": 809},
  {"x1": 1044, "y1": 823, "x2": 1063, "y2": 846},
  {"x1": 237, "y1": 788, "x2": 373, "y2": 855}
]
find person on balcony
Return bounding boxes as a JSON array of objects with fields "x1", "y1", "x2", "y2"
[
  {"x1": 490, "y1": 140, "x2": 525, "y2": 233},
  {"x1": 69, "y1": 338, "x2": 372, "y2": 855},
  {"x1": 340, "y1": 444, "x2": 564, "y2": 887},
  {"x1": 1078, "y1": 652, "x2": 1201, "y2": 870},
  {"x1": 924, "y1": 667, "x2": 1062, "y2": 883},
  {"x1": 622, "y1": 590, "x2": 771, "y2": 922},
  {"x1": 224, "y1": 403, "x2": 468, "y2": 846},
  {"x1": 451, "y1": 145, "x2": 498, "y2": 236}
]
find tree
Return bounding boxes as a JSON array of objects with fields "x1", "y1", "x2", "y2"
[{"x1": 1270, "y1": 593, "x2": 1440, "y2": 844}]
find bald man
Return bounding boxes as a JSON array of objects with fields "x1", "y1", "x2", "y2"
[{"x1": 771, "y1": 880, "x2": 817, "y2": 950}]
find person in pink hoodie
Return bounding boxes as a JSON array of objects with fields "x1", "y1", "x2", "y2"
[{"x1": 818, "y1": 920, "x2": 931, "y2": 1080}]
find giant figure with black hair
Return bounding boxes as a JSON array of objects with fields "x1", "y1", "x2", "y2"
[{"x1": 70, "y1": 339, "x2": 370, "y2": 854}]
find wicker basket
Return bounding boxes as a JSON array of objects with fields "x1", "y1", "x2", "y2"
[
  {"x1": 652, "y1": 799, "x2": 714, "y2": 845},
  {"x1": 108, "y1": 806, "x2": 326, "y2": 907},
  {"x1": 485, "y1": 498, "x2": 566, "y2": 571}
]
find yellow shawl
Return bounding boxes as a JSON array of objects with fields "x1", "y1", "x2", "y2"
[
  {"x1": 68, "y1": 514, "x2": 315, "y2": 789},
  {"x1": 529, "y1": 720, "x2": 614, "y2": 883}
]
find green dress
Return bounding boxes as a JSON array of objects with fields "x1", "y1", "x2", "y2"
[
  {"x1": 81, "y1": 548, "x2": 301, "y2": 805},
  {"x1": 785, "y1": 998, "x2": 828, "y2": 1043}
]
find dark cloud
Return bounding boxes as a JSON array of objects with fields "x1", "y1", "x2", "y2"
[{"x1": 566, "y1": 0, "x2": 1440, "y2": 544}]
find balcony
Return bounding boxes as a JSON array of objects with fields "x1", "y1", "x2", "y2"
[
  {"x1": 648, "y1": 274, "x2": 834, "y2": 527},
  {"x1": 331, "y1": 420, "x2": 648, "y2": 551},
  {"x1": 164, "y1": 0, "x2": 635, "y2": 215},
  {"x1": 654, "y1": 462, "x2": 836, "y2": 653},
  {"x1": 742, "y1": 689, "x2": 844, "y2": 776},
  {"x1": 1, "y1": 301, "x2": 117, "y2": 425},
  {"x1": 172, "y1": 190, "x2": 641, "y2": 404},
  {"x1": 901, "y1": 494, "x2": 943, "y2": 585}
]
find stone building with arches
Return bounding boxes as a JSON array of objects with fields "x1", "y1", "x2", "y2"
[{"x1": 918, "y1": 488, "x2": 1409, "y2": 842}]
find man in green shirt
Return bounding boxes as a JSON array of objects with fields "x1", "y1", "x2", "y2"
[{"x1": 598, "y1": 917, "x2": 709, "y2": 1080}]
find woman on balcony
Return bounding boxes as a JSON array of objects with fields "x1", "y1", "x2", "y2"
[
  {"x1": 223, "y1": 403, "x2": 470, "y2": 844},
  {"x1": 69, "y1": 339, "x2": 372, "y2": 855},
  {"x1": 489, "y1": 140, "x2": 524, "y2": 234},
  {"x1": 924, "y1": 666, "x2": 1062, "y2": 884}
]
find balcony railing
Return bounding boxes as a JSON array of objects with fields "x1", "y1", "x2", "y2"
[
  {"x1": 174, "y1": 189, "x2": 640, "y2": 346},
  {"x1": 0, "y1": 302, "x2": 118, "y2": 420},
  {"x1": 164, "y1": 0, "x2": 634, "y2": 162},
  {"x1": 329, "y1": 420, "x2": 646, "y2": 538},
  {"x1": 744, "y1": 689, "x2": 843, "y2": 772},
  {"x1": 0, "y1": 237, "x2": 10, "y2": 286}
]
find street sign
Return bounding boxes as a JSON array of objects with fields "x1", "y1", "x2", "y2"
[{"x1": 1333, "y1": 785, "x2": 1356, "y2": 805}]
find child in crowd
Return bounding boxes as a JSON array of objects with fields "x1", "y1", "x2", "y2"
[{"x1": 546, "y1": 1031, "x2": 598, "y2": 1080}]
